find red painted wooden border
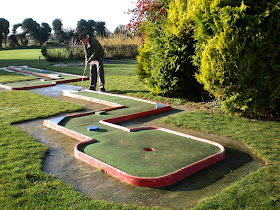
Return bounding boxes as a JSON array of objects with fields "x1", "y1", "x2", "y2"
[
  {"x1": 2, "y1": 66, "x2": 89, "y2": 90},
  {"x1": 74, "y1": 127, "x2": 225, "y2": 188},
  {"x1": 44, "y1": 91, "x2": 225, "y2": 187}
]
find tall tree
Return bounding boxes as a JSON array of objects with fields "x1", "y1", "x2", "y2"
[
  {"x1": 95, "y1": 21, "x2": 106, "y2": 36},
  {"x1": 87, "y1": 20, "x2": 96, "y2": 36},
  {"x1": 22, "y1": 18, "x2": 51, "y2": 45},
  {"x1": 76, "y1": 19, "x2": 88, "y2": 34},
  {"x1": 40, "y1": 22, "x2": 52, "y2": 44},
  {"x1": 22, "y1": 18, "x2": 41, "y2": 43},
  {"x1": 52, "y1": 18, "x2": 65, "y2": 43},
  {"x1": 76, "y1": 19, "x2": 106, "y2": 36},
  {"x1": 0, "y1": 18, "x2": 9, "y2": 48}
]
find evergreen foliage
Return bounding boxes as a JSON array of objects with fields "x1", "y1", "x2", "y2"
[
  {"x1": 191, "y1": 0, "x2": 280, "y2": 116},
  {"x1": 136, "y1": 0, "x2": 207, "y2": 99},
  {"x1": 135, "y1": 0, "x2": 280, "y2": 116}
]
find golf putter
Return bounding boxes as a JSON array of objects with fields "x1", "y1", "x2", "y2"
[{"x1": 78, "y1": 60, "x2": 88, "y2": 92}]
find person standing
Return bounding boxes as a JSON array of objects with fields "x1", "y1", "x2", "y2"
[{"x1": 79, "y1": 33, "x2": 105, "y2": 92}]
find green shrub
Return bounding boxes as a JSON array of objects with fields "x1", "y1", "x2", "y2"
[
  {"x1": 41, "y1": 45, "x2": 84, "y2": 62},
  {"x1": 138, "y1": 23, "x2": 206, "y2": 98},
  {"x1": 192, "y1": 0, "x2": 280, "y2": 116},
  {"x1": 136, "y1": 2, "x2": 207, "y2": 99}
]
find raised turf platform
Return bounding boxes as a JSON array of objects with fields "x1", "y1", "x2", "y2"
[
  {"x1": 44, "y1": 90, "x2": 225, "y2": 187},
  {"x1": 0, "y1": 66, "x2": 89, "y2": 90}
]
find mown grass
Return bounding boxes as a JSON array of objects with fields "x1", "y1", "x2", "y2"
[
  {"x1": 163, "y1": 112, "x2": 280, "y2": 209},
  {"x1": 0, "y1": 71, "x2": 38, "y2": 83},
  {"x1": 0, "y1": 48, "x2": 279, "y2": 209}
]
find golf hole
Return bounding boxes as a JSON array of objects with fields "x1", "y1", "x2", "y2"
[{"x1": 144, "y1": 148, "x2": 154, "y2": 152}]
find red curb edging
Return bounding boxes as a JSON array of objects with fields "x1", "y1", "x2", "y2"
[
  {"x1": 74, "y1": 127, "x2": 225, "y2": 188},
  {"x1": 100, "y1": 106, "x2": 172, "y2": 125},
  {"x1": 10, "y1": 83, "x2": 57, "y2": 90},
  {"x1": 4, "y1": 66, "x2": 89, "y2": 90},
  {"x1": 43, "y1": 119, "x2": 93, "y2": 142},
  {"x1": 7, "y1": 66, "x2": 59, "y2": 78},
  {"x1": 44, "y1": 90, "x2": 226, "y2": 187}
]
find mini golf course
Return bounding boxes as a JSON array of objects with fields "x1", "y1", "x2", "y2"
[
  {"x1": 0, "y1": 65, "x2": 225, "y2": 187},
  {"x1": 0, "y1": 66, "x2": 89, "y2": 90},
  {"x1": 44, "y1": 90, "x2": 225, "y2": 187}
]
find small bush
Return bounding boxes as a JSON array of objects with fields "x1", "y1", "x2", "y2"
[
  {"x1": 138, "y1": 24, "x2": 206, "y2": 99},
  {"x1": 41, "y1": 45, "x2": 84, "y2": 62},
  {"x1": 136, "y1": 1, "x2": 207, "y2": 99}
]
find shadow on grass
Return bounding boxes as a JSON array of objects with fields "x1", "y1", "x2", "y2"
[{"x1": 160, "y1": 147, "x2": 255, "y2": 191}]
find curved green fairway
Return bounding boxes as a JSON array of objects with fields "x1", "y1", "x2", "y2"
[{"x1": 60, "y1": 91, "x2": 222, "y2": 177}]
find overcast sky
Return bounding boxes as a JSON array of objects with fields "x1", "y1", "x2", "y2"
[{"x1": 2, "y1": 0, "x2": 136, "y2": 33}]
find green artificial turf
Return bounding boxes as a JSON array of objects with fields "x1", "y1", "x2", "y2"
[
  {"x1": 60, "y1": 91, "x2": 222, "y2": 177},
  {"x1": 1, "y1": 66, "x2": 85, "y2": 89},
  {"x1": 4, "y1": 76, "x2": 81, "y2": 88},
  {"x1": 80, "y1": 129, "x2": 220, "y2": 177},
  {"x1": 3, "y1": 79, "x2": 54, "y2": 88},
  {"x1": 0, "y1": 70, "x2": 38, "y2": 83}
]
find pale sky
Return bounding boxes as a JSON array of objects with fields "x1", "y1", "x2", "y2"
[{"x1": 2, "y1": 0, "x2": 136, "y2": 33}]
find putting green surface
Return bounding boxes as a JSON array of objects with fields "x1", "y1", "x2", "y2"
[
  {"x1": 3, "y1": 79, "x2": 54, "y2": 88},
  {"x1": 60, "y1": 91, "x2": 222, "y2": 177},
  {"x1": 1, "y1": 66, "x2": 86, "y2": 89},
  {"x1": 5, "y1": 76, "x2": 81, "y2": 88},
  {"x1": 79, "y1": 129, "x2": 220, "y2": 177}
]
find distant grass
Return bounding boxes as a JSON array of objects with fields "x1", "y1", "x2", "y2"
[
  {"x1": 163, "y1": 111, "x2": 280, "y2": 209},
  {"x1": 0, "y1": 49, "x2": 43, "y2": 60},
  {"x1": 0, "y1": 71, "x2": 38, "y2": 83}
]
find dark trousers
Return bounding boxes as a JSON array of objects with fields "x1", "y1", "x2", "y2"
[{"x1": 89, "y1": 58, "x2": 105, "y2": 90}]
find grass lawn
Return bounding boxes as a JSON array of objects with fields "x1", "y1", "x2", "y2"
[
  {"x1": 0, "y1": 48, "x2": 279, "y2": 209},
  {"x1": 0, "y1": 70, "x2": 38, "y2": 83}
]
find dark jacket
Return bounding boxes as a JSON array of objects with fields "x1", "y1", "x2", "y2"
[{"x1": 83, "y1": 36, "x2": 104, "y2": 62}]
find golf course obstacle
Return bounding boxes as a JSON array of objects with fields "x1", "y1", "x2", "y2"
[
  {"x1": 44, "y1": 90, "x2": 225, "y2": 187},
  {"x1": 0, "y1": 66, "x2": 89, "y2": 90}
]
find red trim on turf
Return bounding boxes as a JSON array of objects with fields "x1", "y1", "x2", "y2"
[
  {"x1": 4, "y1": 66, "x2": 89, "y2": 90},
  {"x1": 43, "y1": 119, "x2": 93, "y2": 142},
  {"x1": 44, "y1": 91, "x2": 225, "y2": 187},
  {"x1": 11, "y1": 83, "x2": 56, "y2": 90},
  {"x1": 7, "y1": 67, "x2": 57, "y2": 78},
  {"x1": 74, "y1": 127, "x2": 225, "y2": 188}
]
